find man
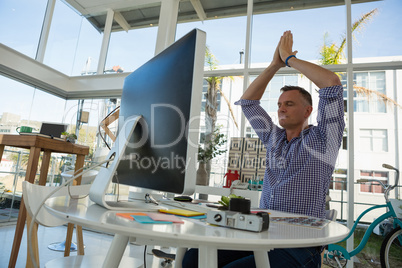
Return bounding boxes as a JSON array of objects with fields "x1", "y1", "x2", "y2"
[{"x1": 183, "y1": 30, "x2": 345, "y2": 267}]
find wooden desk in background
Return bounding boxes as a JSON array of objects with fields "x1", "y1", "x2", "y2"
[{"x1": 0, "y1": 134, "x2": 89, "y2": 268}]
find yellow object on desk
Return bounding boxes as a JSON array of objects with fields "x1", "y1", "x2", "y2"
[{"x1": 159, "y1": 208, "x2": 205, "y2": 217}]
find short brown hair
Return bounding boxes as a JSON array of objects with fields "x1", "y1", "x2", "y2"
[{"x1": 280, "y1": 85, "x2": 312, "y2": 106}]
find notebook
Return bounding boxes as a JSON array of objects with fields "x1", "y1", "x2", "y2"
[{"x1": 19, "y1": 122, "x2": 68, "y2": 141}]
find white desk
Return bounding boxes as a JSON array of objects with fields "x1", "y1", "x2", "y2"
[{"x1": 44, "y1": 195, "x2": 349, "y2": 268}]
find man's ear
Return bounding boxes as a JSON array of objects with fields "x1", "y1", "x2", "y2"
[{"x1": 305, "y1": 106, "x2": 313, "y2": 118}]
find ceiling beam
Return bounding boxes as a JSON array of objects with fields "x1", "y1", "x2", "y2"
[
  {"x1": 114, "y1": 11, "x2": 131, "y2": 32},
  {"x1": 64, "y1": 0, "x2": 161, "y2": 16},
  {"x1": 190, "y1": 0, "x2": 206, "y2": 21},
  {"x1": 0, "y1": 44, "x2": 70, "y2": 98}
]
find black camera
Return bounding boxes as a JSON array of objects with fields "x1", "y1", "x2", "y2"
[{"x1": 206, "y1": 198, "x2": 269, "y2": 232}]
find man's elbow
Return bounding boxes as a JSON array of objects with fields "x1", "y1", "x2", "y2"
[{"x1": 330, "y1": 74, "x2": 342, "y2": 86}]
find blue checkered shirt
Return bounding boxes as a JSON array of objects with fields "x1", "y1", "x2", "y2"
[{"x1": 235, "y1": 85, "x2": 345, "y2": 218}]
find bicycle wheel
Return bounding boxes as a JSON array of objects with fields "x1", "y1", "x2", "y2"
[{"x1": 380, "y1": 226, "x2": 402, "y2": 268}]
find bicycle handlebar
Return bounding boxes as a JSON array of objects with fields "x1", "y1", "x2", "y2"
[
  {"x1": 357, "y1": 178, "x2": 387, "y2": 188},
  {"x1": 356, "y1": 179, "x2": 369, "y2": 183},
  {"x1": 382, "y1": 163, "x2": 400, "y2": 187},
  {"x1": 382, "y1": 163, "x2": 399, "y2": 202},
  {"x1": 357, "y1": 164, "x2": 399, "y2": 202},
  {"x1": 383, "y1": 163, "x2": 396, "y2": 170}
]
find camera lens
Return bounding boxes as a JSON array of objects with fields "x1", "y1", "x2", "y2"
[{"x1": 214, "y1": 214, "x2": 222, "y2": 222}]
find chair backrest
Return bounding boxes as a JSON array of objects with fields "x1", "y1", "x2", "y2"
[
  {"x1": 60, "y1": 169, "x2": 99, "y2": 185},
  {"x1": 22, "y1": 181, "x2": 91, "y2": 227},
  {"x1": 325, "y1": 209, "x2": 337, "y2": 221}
]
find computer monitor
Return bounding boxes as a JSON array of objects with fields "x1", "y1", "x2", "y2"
[{"x1": 89, "y1": 29, "x2": 206, "y2": 210}]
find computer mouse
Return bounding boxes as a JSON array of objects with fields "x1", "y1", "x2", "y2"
[{"x1": 174, "y1": 196, "x2": 193, "y2": 202}]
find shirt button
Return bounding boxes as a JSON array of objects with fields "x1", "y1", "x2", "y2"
[{"x1": 271, "y1": 195, "x2": 274, "y2": 198}]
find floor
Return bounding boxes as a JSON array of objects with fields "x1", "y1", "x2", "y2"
[{"x1": 0, "y1": 220, "x2": 175, "y2": 268}]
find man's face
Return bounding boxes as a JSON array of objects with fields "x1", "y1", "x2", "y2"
[{"x1": 277, "y1": 90, "x2": 312, "y2": 129}]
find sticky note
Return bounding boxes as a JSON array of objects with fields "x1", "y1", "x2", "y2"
[
  {"x1": 147, "y1": 212, "x2": 184, "y2": 223},
  {"x1": 132, "y1": 215, "x2": 172, "y2": 224},
  {"x1": 159, "y1": 208, "x2": 205, "y2": 217}
]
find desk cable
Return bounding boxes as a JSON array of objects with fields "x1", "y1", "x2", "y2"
[{"x1": 27, "y1": 158, "x2": 114, "y2": 268}]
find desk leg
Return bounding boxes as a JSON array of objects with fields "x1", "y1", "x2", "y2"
[
  {"x1": 75, "y1": 155, "x2": 86, "y2": 256},
  {"x1": 254, "y1": 250, "x2": 270, "y2": 268},
  {"x1": 8, "y1": 147, "x2": 41, "y2": 268},
  {"x1": 64, "y1": 223, "x2": 75, "y2": 257},
  {"x1": 174, "y1": 247, "x2": 187, "y2": 268},
  {"x1": 199, "y1": 245, "x2": 217, "y2": 268},
  {"x1": 0, "y1": 144, "x2": 4, "y2": 161},
  {"x1": 38, "y1": 150, "x2": 51, "y2": 186},
  {"x1": 73, "y1": 154, "x2": 85, "y2": 186},
  {"x1": 103, "y1": 234, "x2": 129, "y2": 268},
  {"x1": 76, "y1": 225, "x2": 85, "y2": 255}
]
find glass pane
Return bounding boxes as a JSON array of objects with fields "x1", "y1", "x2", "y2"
[
  {"x1": 352, "y1": 0, "x2": 402, "y2": 61},
  {"x1": 257, "y1": 75, "x2": 298, "y2": 113},
  {"x1": 0, "y1": 0, "x2": 47, "y2": 58},
  {"x1": 251, "y1": 5, "x2": 346, "y2": 65},
  {"x1": 29, "y1": 90, "x2": 66, "y2": 123},
  {"x1": 106, "y1": 27, "x2": 158, "y2": 73},
  {"x1": 0, "y1": 76, "x2": 35, "y2": 130},
  {"x1": 176, "y1": 16, "x2": 247, "y2": 66},
  {"x1": 44, "y1": 1, "x2": 102, "y2": 76},
  {"x1": 200, "y1": 75, "x2": 244, "y2": 185},
  {"x1": 70, "y1": 17, "x2": 102, "y2": 76}
]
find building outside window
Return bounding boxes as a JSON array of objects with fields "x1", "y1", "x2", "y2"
[
  {"x1": 330, "y1": 169, "x2": 347, "y2": 191},
  {"x1": 359, "y1": 170, "x2": 388, "y2": 194},
  {"x1": 360, "y1": 129, "x2": 388, "y2": 152},
  {"x1": 341, "y1": 71, "x2": 386, "y2": 113}
]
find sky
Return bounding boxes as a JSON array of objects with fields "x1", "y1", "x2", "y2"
[{"x1": 0, "y1": 0, "x2": 401, "y2": 125}]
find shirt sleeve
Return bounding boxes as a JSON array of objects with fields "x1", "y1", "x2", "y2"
[
  {"x1": 316, "y1": 85, "x2": 346, "y2": 153},
  {"x1": 234, "y1": 99, "x2": 277, "y2": 143}
]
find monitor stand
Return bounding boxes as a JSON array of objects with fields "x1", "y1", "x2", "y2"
[{"x1": 89, "y1": 115, "x2": 159, "y2": 211}]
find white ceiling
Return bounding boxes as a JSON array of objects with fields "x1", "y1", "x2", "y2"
[{"x1": 64, "y1": 0, "x2": 380, "y2": 32}]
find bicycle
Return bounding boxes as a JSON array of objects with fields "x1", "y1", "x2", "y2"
[{"x1": 325, "y1": 163, "x2": 402, "y2": 268}]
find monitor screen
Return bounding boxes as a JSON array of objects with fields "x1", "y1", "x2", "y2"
[{"x1": 89, "y1": 29, "x2": 206, "y2": 209}]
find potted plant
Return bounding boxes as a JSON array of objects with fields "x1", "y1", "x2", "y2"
[
  {"x1": 61, "y1": 131, "x2": 68, "y2": 140},
  {"x1": 61, "y1": 132, "x2": 77, "y2": 143},
  {"x1": 196, "y1": 126, "x2": 227, "y2": 186}
]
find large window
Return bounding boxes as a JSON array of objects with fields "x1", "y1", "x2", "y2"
[
  {"x1": 352, "y1": 0, "x2": 402, "y2": 61},
  {"x1": 44, "y1": 1, "x2": 102, "y2": 76},
  {"x1": 106, "y1": 27, "x2": 158, "y2": 73},
  {"x1": 176, "y1": 16, "x2": 247, "y2": 66},
  {"x1": 0, "y1": 0, "x2": 47, "y2": 58},
  {"x1": 251, "y1": 5, "x2": 345, "y2": 65},
  {"x1": 201, "y1": 79, "x2": 222, "y2": 112},
  {"x1": 251, "y1": 75, "x2": 298, "y2": 113}
]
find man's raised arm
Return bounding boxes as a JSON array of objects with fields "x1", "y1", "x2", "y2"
[
  {"x1": 241, "y1": 40, "x2": 285, "y2": 100},
  {"x1": 279, "y1": 31, "x2": 341, "y2": 88}
]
